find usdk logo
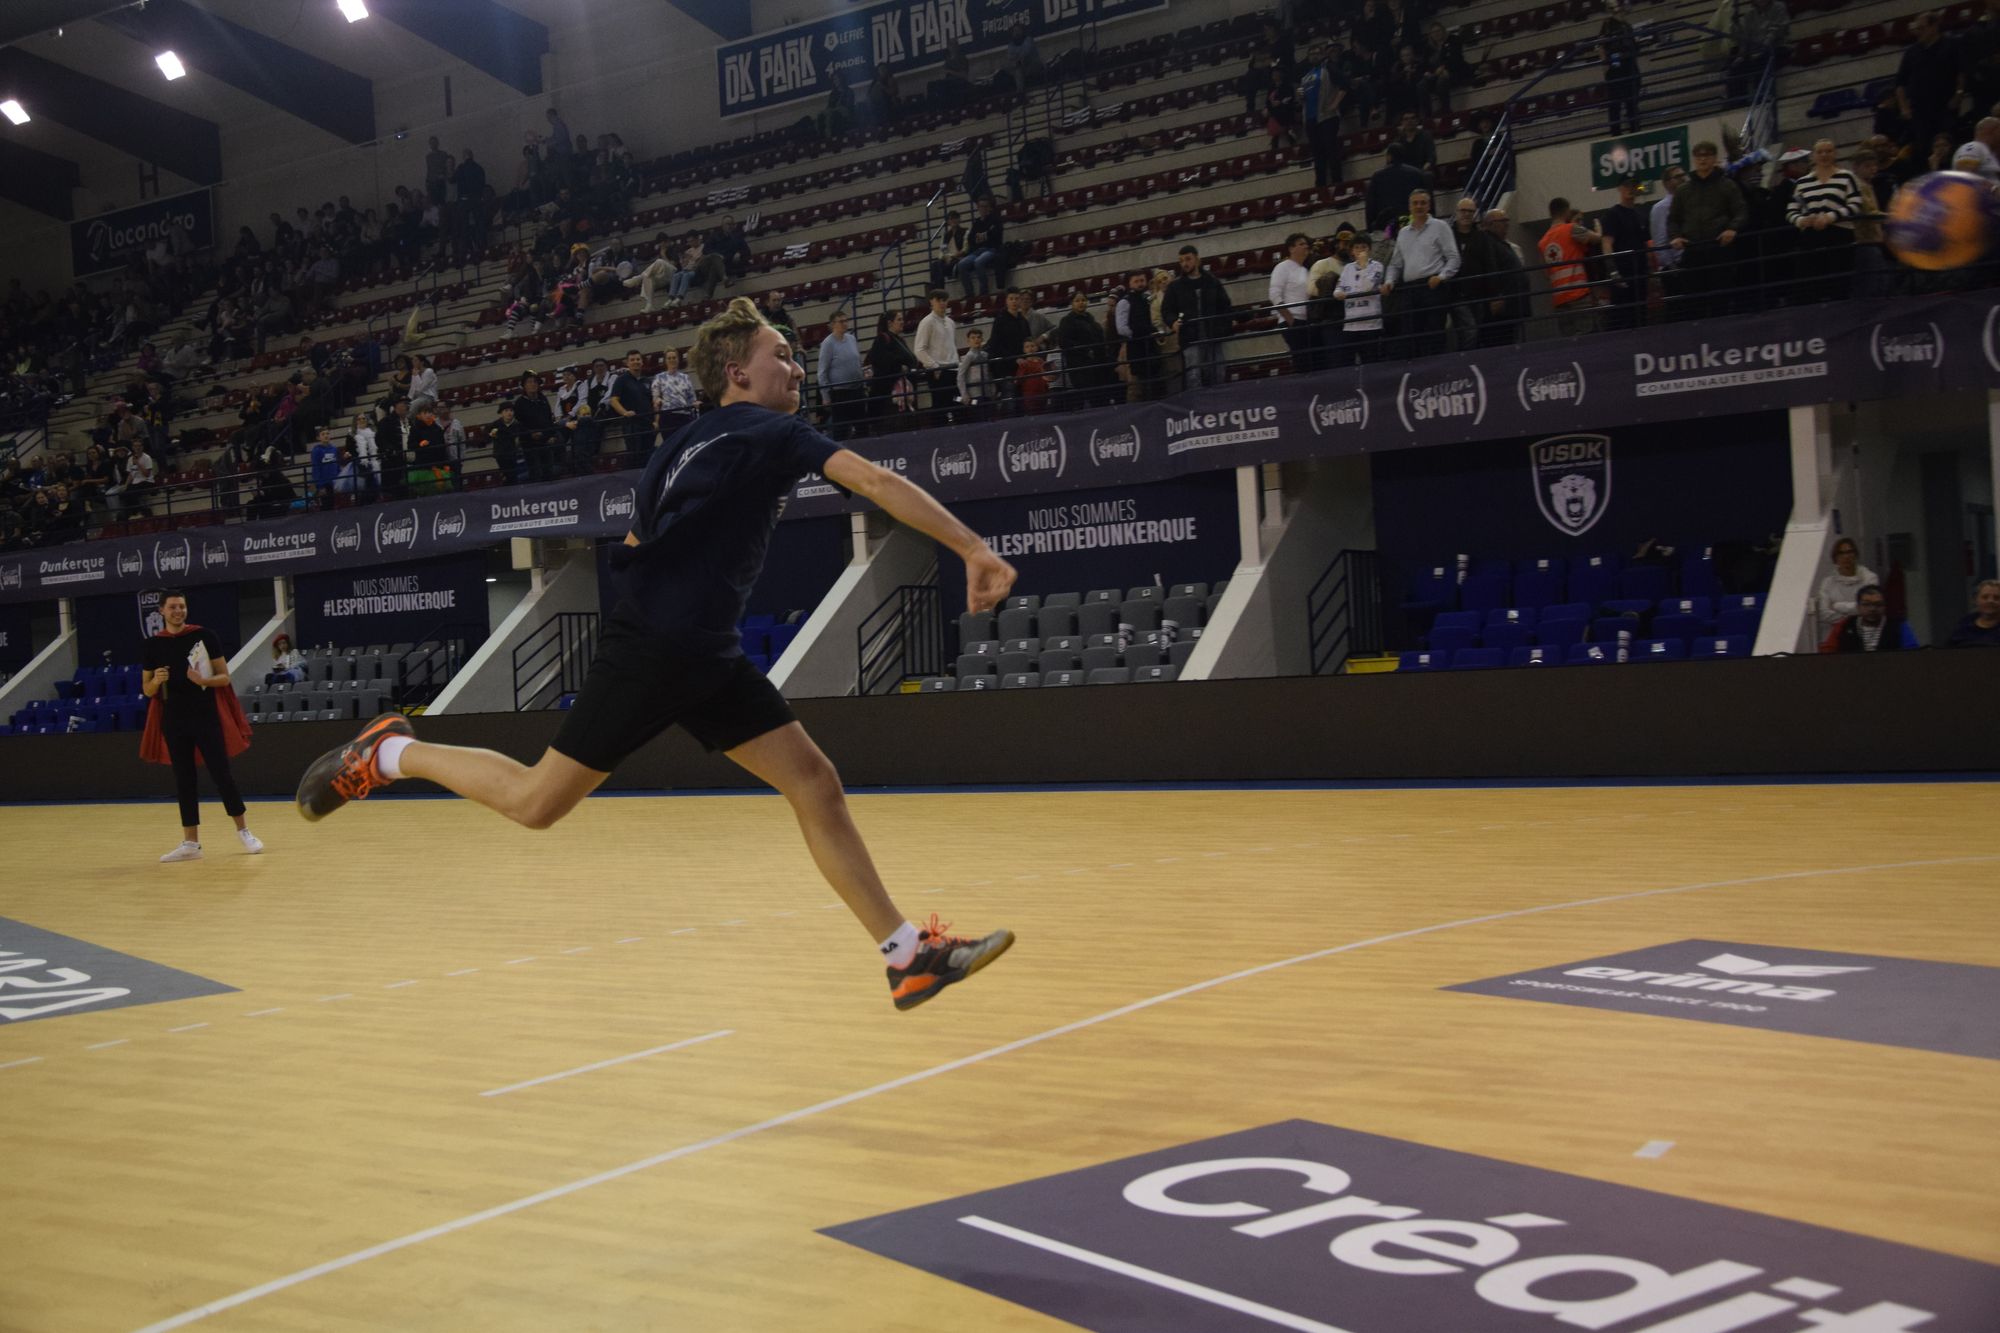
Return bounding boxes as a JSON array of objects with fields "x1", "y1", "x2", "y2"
[
  {"x1": 930, "y1": 442, "x2": 978, "y2": 486},
  {"x1": 151, "y1": 537, "x2": 191, "y2": 579},
  {"x1": 996, "y1": 425, "x2": 1067, "y2": 484},
  {"x1": 431, "y1": 507, "x2": 468, "y2": 542},
  {"x1": 116, "y1": 549, "x2": 145, "y2": 578},
  {"x1": 331, "y1": 522, "x2": 363, "y2": 555},
  {"x1": 1516, "y1": 361, "x2": 1586, "y2": 412},
  {"x1": 200, "y1": 540, "x2": 229, "y2": 571},
  {"x1": 597, "y1": 487, "x2": 636, "y2": 525},
  {"x1": 1563, "y1": 950, "x2": 1872, "y2": 1002},
  {"x1": 1869, "y1": 320, "x2": 1944, "y2": 371},
  {"x1": 1396, "y1": 367, "x2": 1486, "y2": 432},
  {"x1": 1530, "y1": 433, "x2": 1612, "y2": 537},
  {"x1": 374, "y1": 508, "x2": 419, "y2": 554},
  {"x1": 1307, "y1": 387, "x2": 1369, "y2": 435},
  {"x1": 1087, "y1": 424, "x2": 1142, "y2": 467}
]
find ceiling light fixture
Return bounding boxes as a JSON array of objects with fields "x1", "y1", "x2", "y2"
[
  {"x1": 155, "y1": 50, "x2": 186, "y2": 80},
  {"x1": 337, "y1": 0, "x2": 369, "y2": 20},
  {"x1": 0, "y1": 100, "x2": 28, "y2": 126}
]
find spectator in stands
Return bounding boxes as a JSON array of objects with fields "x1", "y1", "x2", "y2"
[
  {"x1": 866, "y1": 311, "x2": 923, "y2": 424},
  {"x1": 1599, "y1": 12, "x2": 1642, "y2": 135},
  {"x1": 1393, "y1": 111, "x2": 1437, "y2": 178},
  {"x1": 1006, "y1": 19, "x2": 1044, "y2": 90},
  {"x1": 1816, "y1": 537, "x2": 1879, "y2": 639},
  {"x1": 1599, "y1": 177, "x2": 1652, "y2": 330},
  {"x1": 680, "y1": 232, "x2": 727, "y2": 305},
  {"x1": 1946, "y1": 578, "x2": 2000, "y2": 645},
  {"x1": 1539, "y1": 197, "x2": 1605, "y2": 336},
  {"x1": 107, "y1": 440, "x2": 156, "y2": 514},
  {"x1": 957, "y1": 196, "x2": 1005, "y2": 299},
  {"x1": 1447, "y1": 196, "x2": 1509, "y2": 349},
  {"x1": 407, "y1": 353, "x2": 439, "y2": 413},
  {"x1": 1668, "y1": 141, "x2": 1748, "y2": 320},
  {"x1": 957, "y1": 328, "x2": 994, "y2": 413},
  {"x1": 376, "y1": 397, "x2": 410, "y2": 497},
  {"x1": 266, "y1": 635, "x2": 306, "y2": 686},
  {"x1": 1819, "y1": 584, "x2": 1918, "y2": 651},
  {"x1": 252, "y1": 284, "x2": 292, "y2": 355},
  {"x1": 623, "y1": 236, "x2": 678, "y2": 313},
  {"x1": 1788, "y1": 139, "x2": 1867, "y2": 301},
  {"x1": 1366, "y1": 142, "x2": 1428, "y2": 232},
  {"x1": 544, "y1": 108, "x2": 572, "y2": 159},
  {"x1": 348, "y1": 412, "x2": 380, "y2": 496},
  {"x1": 603, "y1": 349, "x2": 652, "y2": 455},
  {"x1": 425, "y1": 136, "x2": 449, "y2": 208},
  {"x1": 1331, "y1": 232, "x2": 1387, "y2": 363},
  {"x1": 1384, "y1": 45, "x2": 1431, "y2": 126},
  {"x1": 1897, "y1": 13, "x2": 1963, "y2": 158},
  {"x1": 651, "y1": 346, "x2": 700, "y2": 444},
  {"x1": 511, "y1": 372, "x2": 558, "y2": 482},
  {"x1": 1954, "y1": 117, "x2": 2000, "y2": 179},
  {"x1": 1264, "y1": 62, "x2": 1303, "y2": 153},
  {"x1": 437, "y1": 402, "x2": 468, "y2": 485},
  {"x1": 939, "y1": 37, "x2": 971, "y2": 106},
  {"x1": 1300, "y1": 43, "x2": 1347, "y2": 189},
  {"x1": 1650, "y1": 164, "x2": 1687, "y2": 300},
  {"x1": 931, "y1": 211, "x2": 968, "y2": 292},
  {"x1": 406, "y1": 404, "x2": 451, "y2": 497},
  {"x1": 1424, "y1": 23, "x2": 1473, "y2": 109},
  {"x1": 913, "y1": 289, "x2": 960, "y2": 415},
  {"x1": 1729, "y1": 0, "x2": 1791, "y2": 102},
  {"x1": 824, "y1": 69, "x2": 857, "y2": 138},
  {"x1": 1848, "y1": 151, "x2": 1895, "y2": 297},
  {"x1": 987, "y1": 289, "x2": 1032, "y2": 396},
  {"x1": 816, "y1": 311, "x2": 865, "y2": 438},
  {"x1": 1057, "y1": 290, "x2": 1115, "y2": 408},
  {"x1": 1114, "y1": 271, "x2": 1165, "y2": 401},
  {"x1": 1382, "y1": 189, "x2": 1460, "y2": 357},
  {"x1": 489, "y1": 403, "x2": 525, "y2": 483},
  {"x1": 1016, "y1": 337, "x2": 1050, "y2": 412},
  {"x1": 1162, "y1": 246, "x2": 1235, "y2": 392},
  {"x1": 710, "y1": 215, "x2": 753, "y2": 286},
  {"x1": 1270, "y1": 233, "x2": 1315, "y2": 371}
]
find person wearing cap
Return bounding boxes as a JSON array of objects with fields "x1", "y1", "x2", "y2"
[{"x1": 1953, "y1": 116, "x2": 2000, "y2": 181}]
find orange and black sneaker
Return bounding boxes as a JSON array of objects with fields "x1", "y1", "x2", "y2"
[
  {"x1": 295, "y1": 713, "x2": 413, "y2": 822},
  {"x1": 887, "y1": 914, "x2": 1015, "y2": 1011}
]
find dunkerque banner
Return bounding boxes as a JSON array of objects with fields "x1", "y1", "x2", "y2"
[
  {"x1": 69, "y1": 189, "x2": 215, "y2": 279},
  {"x1": 2, "y1": 292, "x2": 1995, "y2": 605},
  {"x1": 715, "y1": 0, "x2": 1169, "y2": 119}
]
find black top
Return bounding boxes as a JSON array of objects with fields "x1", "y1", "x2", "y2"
[
  {"x1": 613, "y1": 403, "x2": 840, "y2": 655},
  {"x1": 1947, "y1": 614, "x2": 2000, "y2": 647},
  {"x1": 513, "y1": 391, "x2": 557, "y2": 433},
  {"x1": 142, "y1": 628, "x2": 233, "y2": 734},
  {"x1": 410, "y1": 419, "x2": 449, "y2": 468},
  {"x1": 609, "y1": 371, "x2": 653, "y2": 428},
  {"x1": 1600, "y1": 203, "x2": 1650, "y2": 279},
  {"x1": 969, "y1": 210, "x2": 1005, "y2": 252}
]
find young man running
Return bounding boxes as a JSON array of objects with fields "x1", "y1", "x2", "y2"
[{"x1": 297, "y1": 298, "x2": 1018, "y2": 1010}]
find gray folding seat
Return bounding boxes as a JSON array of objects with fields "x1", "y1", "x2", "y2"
[
  {"x1": 1001, "y1": 636, "x2": 1040, "y2": 655},
  {"x1": 1043, "y1": 591, "x2": 1082, "y2": 609},
  {"x1": 959, "y1": 673, "x2": 997, "y2": 691},
  {"x1": 1085, "y1": 632, "x2": 1120, "y2": 650},
  {"x1": 1043, "y1": 635, "x2": 1082, "y2": 654},
  {"x1": 1210, "y1": 579, "x2": 1229, "y2": 596},
  {"x1": 961, "y1": 639, "x2": 1000, "y2": 658},
  {"x1": 307, "y1": 657, "x2": 337, "y2": 683},
  {"x1": 1135, "y1": 629, "x2": 1171, "y2": 650},
  {"x1": 1087, "y1": 667, "x2": 1133, "y2": 685},
  {"x1": 364, "y1": 643, "x2": 388, "y2": 655},
  {"x1": 319, "y1": 709, "x2": 343, "y2": 722},
  {"x1": 388, "y1": 642, "x2": 414, "y2": 659},
  {"x1": 1080, "y1": 646, "x2": 1122, "y2": 671},
  {"x1": 325, "y1": 654, "x2": 354, "y2": 683},
  {"x1": 997, "y1": 607, "x2": 1038, "y2": 640},
  {"x1": 957, "y1": 611, "x2": 997, "y2": 643},
  {"x1": 358, "y1": 689, "x2": 391, "y2": 717},
  {"x1": 1162, "y1": 596, "x2": 1206, "y2": 630},
  {"x1": 1168, "y1": 582, "x2": 1208, "y2": 600},
  {"x1": 1037, "y1": 649, "x2": 1081, "y2": 674},
  {"x1": 1078, "y1": 601, "x2": 1120, "y2": 636},
  {"x1": 955, "y1": 654, "x2": 999, "y2": 677},
  {"x1": 1085, "y1": 588, "x2": 1119, "y2": 605},
  {"x1": 1124, "y1": 644, "x2": 1164, "y2": 668},
  {"x1": 1168, "y1": 640, "x2": 1199, "y2": 667},
  {"x1": 999, "y1": 651, "x2": 1036, "y2": 674},
  {"x1": 1000, "y1": 672, "x2": 1041, "y2": 689},
  {"x1": 1035, "y1": 605, "x2": 1079, "y2": 637},
  {"x1": 1001, "y1": 594, "x2": 1041, "y2": 612},
  {"x1": 1124, "y1": 585, "x2": 1161, "y2": 603},
  {"x1": 1133, "y1": 664, "x2": 1181, "y2": 683},
  {"x1": 919, "y1": 676, "x2": 956, "y2": 692},
  {"x1": 1120, "y1": 599, "x2": 1162, "y2": 632},
  {"x1": 1041, "y1": 669, "x2": 1084, "y2": 686}
]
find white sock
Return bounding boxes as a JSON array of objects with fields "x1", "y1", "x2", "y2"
[
  {"x1": 375, "y1": 735, "x2": 414, "y2": 780},
  {"x1": 878, "y1": 921, "x2": 920, "y2": 969}
]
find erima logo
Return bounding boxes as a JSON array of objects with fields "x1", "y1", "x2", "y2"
[
  {"x1": 1869, "y1": 321, "x2": 1944, "y2": 371},
  {"x1": 1563, "y1": 951, "x2": 1872, "y2": 1001}
]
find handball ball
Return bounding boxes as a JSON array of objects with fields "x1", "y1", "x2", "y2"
[{"x1": 1884, "y1": 171, "x2": 2000, "y2": 271}]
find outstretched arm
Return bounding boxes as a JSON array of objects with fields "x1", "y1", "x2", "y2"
[{"x1": 824, "y1": 449, "x2": 1016, "y2": 612}]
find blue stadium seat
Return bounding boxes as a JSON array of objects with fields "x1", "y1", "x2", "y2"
[
  {"x1": 1398, "y1": 651, "x2": 1448, "y2": 671},
  {"x1": 1485, "y1": 606, "x2": 1536, "y2": 626},
  {"x1": 1632, "y1": 638, "x2": 1687, "y2": 662},
  {"x1": 1567, "y1": 643, "x2": 1620, "y2": 665},
  {"x1": 1590, "y1": 616, "x2": 1643, "y2": 644},
  {"x1": 1481, "y1": 621, "x2": 1534, "y2": 653},
  {"x1": 1616, "y1": 564, "x2": 1671, "y2": 602},
  {"x1": 1716, "y1": 600, "x2": 1763, "y2": 638},
  {"x1": 1514, "y1": 558, "x2": 1566, "y2": 608},
  {"x1": 1452, "y1": 648, "x2": 1504, "y2": 670},
  {"x1": 1431, "y1": 609, "x2": 1482, "y2": 633},
  {"x1": 1601, "y1": 598, "x2": 1653, "y2": 619},
  {"x1": 1428, "y1": 625, "x2": 1480, "y2": 655},
  {"x1": 1693, "y1": 635, "x2": 1752, "y2": 658},
  {"x1": 740, "y1": 627, "x2": 770, "y2": 656},
  {"x1": 1509, "y1": 646, "x2": 1565, "y2": 667},
  {"x1": 1657, "y1": 597, "x2": 1712, "y2": 621},
  {"x1": 1680, "y1": 549, "x2": 1721, "y2": 599},
  {"x1": 1540, "y1": 601, "x2": 1591, "y2": 623},
  {"x1": 1568, "y1": 555, "x2": 1620, "y2": 608},
  {"x1": 1652, "y1": 612, "x2": 1708, "y2": 642},
  {"x1": 769, "y1": 624, "x2": 802, "y2": 658},
  {"x1": 1459, "y1": 573, "x2": 1511, "y2": 613}
]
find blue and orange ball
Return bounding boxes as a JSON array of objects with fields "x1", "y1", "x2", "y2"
[{"x1": 1884, "y1": 170, "x2": 2000, "y2": 271}]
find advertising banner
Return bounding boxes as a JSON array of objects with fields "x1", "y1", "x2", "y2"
[
  {"x1": 69, "y1": 189, "x2": 215, "y2": 278},
  {"x1": 293, "y1": 552, "x2": 491, "y2": 649},
  {"x1": 715, "y1": 0, "x2": 1170, "y2": 119},
  {"x1": 0, "y1": 602, "x2": 33, "y2": 671}
]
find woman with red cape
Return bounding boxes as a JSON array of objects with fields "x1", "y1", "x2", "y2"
[{"x1": 140, "y1": 588, "x2": 263, "y2": 862}]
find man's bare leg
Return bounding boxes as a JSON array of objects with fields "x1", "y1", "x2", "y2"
[
  {"x1": 397, "y1": 743, "x2": 608, "y2": 830},
  {"x1": 723, "y1": 722, "x2": 904, "y2": 941}
]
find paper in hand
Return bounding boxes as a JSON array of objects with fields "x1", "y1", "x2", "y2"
[{"x1": 185, "y1": 640, "x2": 209, "y2": 676}]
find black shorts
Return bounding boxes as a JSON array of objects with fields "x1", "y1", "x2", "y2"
[{"x1": 550, "y1": 614, "x2": 796, "y2": 773}]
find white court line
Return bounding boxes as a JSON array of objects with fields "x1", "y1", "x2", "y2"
[
  {"x1": 559, "y1": 947, "x2": 592, "y2": 955},
  {"x1": 615, "y1": 937, "x2": 643, "y2": 944},
  {"x1": 0, "y1": 1057, "x2": 42, "y2": 1071},
  {"x1": 671, "y1": 928, "x2": 697, "y2": 935},
  {"x1": 316, "y1": 995, "x2": 351, "y2": 1003},
  {"x1": 958, "y1": 1215, "x2": 1351, "y2": 1333},
  {"x1": 129, "y1": 854, "x2": 1998, "y2": 1333},
  {"x1": 1635, "y1": 1140, "x2": 1676, "y2": 1159},
  {"x1": 87, "y1": 1039, "x2": 130, "y2": 1050},
  {"x1": 244, "y1": 1009, "x2": 283, "y2": 1018},
  {"x1": 167, "y1": 1024, "x2": 209, "y2": 1033},
  {"x1": 719, "y1": 920, "x2": 746, "y2": 927},
  {"x1": 444, "y1": 969, "x2": 479, "y2": 977},
  {"x1": 479, "y1": 1031, "x2": 732, "y2": 1098},
  {"x1": 504, "y1": 957, "x2": 537, "y2": 966},
  {"x1": 384, "y1": 981, "x2": 419, "y2": 990}
]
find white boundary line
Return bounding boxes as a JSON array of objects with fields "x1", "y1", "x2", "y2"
[
  {"x1": 479, "y1": 1031, "x2": 733, "y2": 1098},
  {"x1": 129, "y1": 854, "x2": 1996, "y2": 1333},
  {"x1": 958, "y1": 1215, "x2": 1354, "y2": 1333}
]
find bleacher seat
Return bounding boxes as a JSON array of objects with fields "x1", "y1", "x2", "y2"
[
  {"x1": 1087, "y1": 667, "x2": 1133, "y2": 685},
  {"x1": 1633, "y1": 638, "x2": 1687, "y2": 662},
  {"x1": 1514, "y1": 559, "x2": 1565, "y2": 608},
  {"x1": 1510, "y1": 646, "x2": 1565, "y2": 666},
  {"x1": 1000, "y1": 672, "x2": 1041, "y2": 689},
  {"x1": 957, "y1": 612, "x2": 996, "y2": 644},
  {"x1": 1652, "y1": 611, "x2": 1708, "y2": 642},
  {"x1": 1716, "y1": 595, "x2": 1765, "y2": 638},
  {"x1": 1133, "y1": 664, "x2": 1180, "y2": 682},
  {"x1": 1042, "y1": 669, "x2": 1084, "y2": 687},
  {"x1": 1590, "y1": 616, "x2": 1642, "y2": 644},
  {"x1": 1694, "y1": 635, "x2": 1752, "y2": 658},
  {"x1": 1567, "y1": 643, "x2": 1620, "y2": 665},
  {"x1": 1161, "y1": 596, "x2": 1205, "y2": 630},
  {"x1": 1680, "y1": 550, "x2": 1721, "y2": 599},
  {"x1": 1119, "y1": 599, "x2": 1163, "y2": 632},
  {"x1": 1460, "y1": 573, "x2": 1511, "y2": 613},
  {"x1": 997, "y1": 607, "x2": 1038, "y2": 640},
  {"x1": 1453, "y1": 648, "x2": 1504, "y2": 670},
  {"x1": 919, "y1": 677, "x2": 955, "y2": 692},
  {"x1": 1168, "y1": 582, "x2": 1207, "y2": 600},
  {"x1": 1124, "y1": 644, "x2": 1165, "y2": 669},
  {"x1": 954, "y1": 655, "x2": 998, "y2": 677},
  {"x1": 959, "y1": 673, "x2": 997, "y2": 691},
  {"x1": 1168, "y1": 640, "x2": 1198, "y2": 667},
  {"x1": 1037, "y1": 648, "x2": 1082, "y2": 673},
  {"x1": 1569, "y1": 556, "x2": 1620, "y2": 607},
  {"x1": 1036, "y1": 605, "x2": 1080, "y2": 637},
  {"x1": 1617, "y1": 565, "x2": 1672, "y2": 602},
  {"x1": 1079, "y1": 601, "x2": 1121, "y2": 637},
  {"x1": 1080, "y1": 645, "x2": 1121, "y2": 671},
  {"x1": 1399, "y1": 651, "x2": 1448, "y2": 671}
]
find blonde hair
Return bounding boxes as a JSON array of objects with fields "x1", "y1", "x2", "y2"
[{"x1": 688, "y1": 297, "x2": 772, "y2": 402}]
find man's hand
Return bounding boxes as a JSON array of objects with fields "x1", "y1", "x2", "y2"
[
  {"x1": 184, "y1": 666, "x2": 210, "y2": 689},
  {"x1": 1670, "y1": 237, "x2": 1688, "y2": 250},
  {"x1": 149, "y1": 666, "x2": 171, "y2": 686},
  {"x1": 965, "y1": 548, "x2": 1017, "y2": 614},
  {"x1": 1719, "y1": 229, "x2": 1738, "y2": 245},
  {"x1": 1426, "y1": 274, "x2": 1443, "y2": 289},
  {"x1": 1379, "y1": 280, "x2": 1395, "y2": 295}
]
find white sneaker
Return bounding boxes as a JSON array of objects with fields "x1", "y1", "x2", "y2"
[
  {"x1": 238, "y1": 829, "x2": 265, "y2": 854},
  {"x1": 160, "y1": 841, "x2": 203, "y2": 863}
]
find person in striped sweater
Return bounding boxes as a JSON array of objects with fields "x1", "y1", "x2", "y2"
[{"x1": 1786, "y1": 139, "x2": 1866, "y2": 302}]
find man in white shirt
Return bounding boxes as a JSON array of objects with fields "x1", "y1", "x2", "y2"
[
  {"x1": 1650, "y1": 165, "x2": 1686, "y2": 281},
  {"x1": 912, "y1": 288, "x2": 960, "y2": 415},
  {"x1": 1269, "y1": 232, "x2": 1315, "y2": 371},
  {"x1": 1954, "y1": 117, "x2": 2000, "y2": 180},
  {"x1": 1380, "y1": 188, "x2": 1461, "y2": 358}
]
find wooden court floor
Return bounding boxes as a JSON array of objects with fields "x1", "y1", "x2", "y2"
[{"x1": 1, "y1": 781, "x2": 1996, "y2": 1332}]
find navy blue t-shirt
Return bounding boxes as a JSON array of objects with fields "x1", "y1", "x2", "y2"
[{"x1": 612, "y1": 403, "x2": 840, "y2": 655}]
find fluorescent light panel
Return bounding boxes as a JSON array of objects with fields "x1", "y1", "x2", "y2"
[
  {"x1": 0, "y1": 100, "x2": 27, "y2": 126},
  {"x1": 155, "y1": 51, "x2": 186, "y2": 80},
  {"x1": 337, "y1": 0, "x2": 369, "y2": 21}
]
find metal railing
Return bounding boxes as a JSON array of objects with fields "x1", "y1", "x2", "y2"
[
  {"x1": 1307, "y1": 550, "x2": 1384, "y2": 677},
  {"x1": 856, "y1": 582, "x2": 944, "y2": 696},
  {"x1": 511, "y1": 610, "x2": 600, "y2": 711},
  {"x1": 393, "y1": 621, "x2": 482, "y2": 709}
]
